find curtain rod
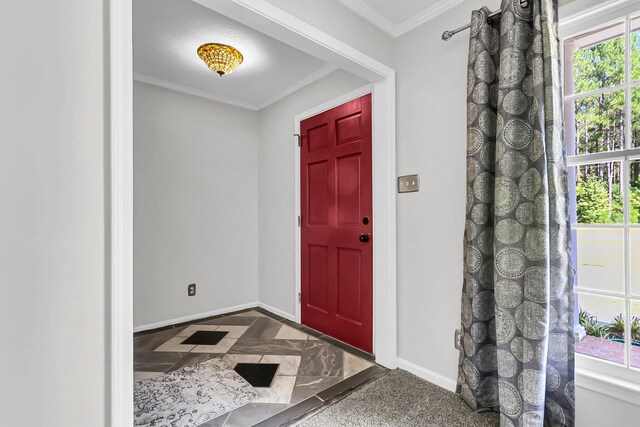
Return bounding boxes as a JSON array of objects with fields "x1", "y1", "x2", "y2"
[{"x1": 441, "y1": 9, "x2": 503, "y2": 41}]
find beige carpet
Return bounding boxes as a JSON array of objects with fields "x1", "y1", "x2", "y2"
[{"x1": 297, "y1": 369, "x2": 499, "y2": 427}]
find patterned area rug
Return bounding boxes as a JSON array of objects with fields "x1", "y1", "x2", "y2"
[{"x1": 134, "y1": 358, "x2": 259, "y2": 427}]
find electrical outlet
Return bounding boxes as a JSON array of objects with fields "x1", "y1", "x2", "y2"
[
  {"x1": 188, "y1": 283, "x2": 196, "y2": 297},
  {"x1": 454, "y1": 328, "x2": 462, "y2": 350}
]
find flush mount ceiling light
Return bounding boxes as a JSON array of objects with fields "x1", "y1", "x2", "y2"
[{"x1": 197, "y1": 43, "x2": 243, "y2": 76}]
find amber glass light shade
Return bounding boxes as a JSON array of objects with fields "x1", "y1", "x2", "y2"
[{"x1": 197, "y1": 43, "x2": 243, "y2": 76}]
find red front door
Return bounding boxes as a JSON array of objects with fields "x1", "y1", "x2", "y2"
[{"x1": 300, "y1": 94, "x2": 373, "y2": 353}]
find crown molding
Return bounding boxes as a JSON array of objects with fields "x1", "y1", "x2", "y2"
[
  {"x1": 394, "y1": 0, "x2": 465, "y2": 37},
  {"x1": 255, "y1": 64, "x2": 338, "y2": 110},
  {"x1": 134, "y1": 65, "x2": 338, "y2": 111},
  {"x1": 337, "y1": 0, "x2": 465, "y2": 38},
  {"x1": 336, "y1": 0, "x2": 399, "y2": 36},
  {"x1": 133, "y1": 73, "x2": 260, "y2": 110}
]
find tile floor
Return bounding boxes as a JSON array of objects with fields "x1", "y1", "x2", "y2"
[{"x1": 134, "y1": 308, "x2": 386, "y2": 426}]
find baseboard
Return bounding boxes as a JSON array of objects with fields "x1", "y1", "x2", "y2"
[
  {"x1": 396, "y1": 358, "x2": 457, "y2": 392},
  {"x1": 257, "y1": 302, "x2": 296, "y2": 321},
  {"x1": 133, "y1": 301, "x2": 260, "y2": 333}
]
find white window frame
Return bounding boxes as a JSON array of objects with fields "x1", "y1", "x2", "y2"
[{"x1": 560, "y1": 0, "x2": 640, "y2": 399}]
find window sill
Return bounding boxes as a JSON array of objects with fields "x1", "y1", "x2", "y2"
[{"x1": 575, "y1": 354, "x2": 640, "y2": 406}]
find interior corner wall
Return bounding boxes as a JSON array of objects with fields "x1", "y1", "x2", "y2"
[
  {"x1": 0, "y1": 1, "x2": 107, "y2": 425},
  {"x1": 257, "y1": 69, "x2": 368, "y2": 316},
  {"x1": 133, "y1": 81, "x2": 259, "y2": 328}
]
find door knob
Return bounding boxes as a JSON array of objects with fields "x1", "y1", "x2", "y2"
[{"x1": 359, "y1": 234, "x2": 370, "y2": 243}]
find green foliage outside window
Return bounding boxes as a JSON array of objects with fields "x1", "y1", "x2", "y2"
[
  {"x1": 572, "y1": 32, "x2": 640, "y2": 223},
  {"x1": 579, "y1": 307, "x2": 640, "y2": 344}
]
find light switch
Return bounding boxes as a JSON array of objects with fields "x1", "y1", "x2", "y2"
[{"x1": 398, "y1": 174, "x2": 420, "y2": 193}]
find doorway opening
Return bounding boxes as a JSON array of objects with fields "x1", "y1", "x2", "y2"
[{"x1": 110, "y1": 0, "x2": 397, "y2": 423}]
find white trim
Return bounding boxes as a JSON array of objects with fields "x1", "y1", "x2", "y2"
[
  {"x1": 133, "y1": 302, "x2": 260, "y2": 333},
  {"x1": 566, "y1": 147, "x2": 640, "y2": 166},
  {"x1": 293, "y1": 84, "x2": 374, "y2": 124},
  {"x1": 394, "y1": 0, "x2": 465, "y2": 38},
  {"x1": 110, "y1": 0, "x2": 133, "y2": 426},
  {"x1": 560, "y1": 0, "x2": 640, "y2": 35},
  {"x1": 576, "y1": 366, "x2": 640, "y2": 406},
  {"x1": 133, "y1": 73, "x2": 258, "y2": 111},
  {"x1": 560, "y1": 0, "x2": 640, "y2": 396},
  {"x1": 396, "y1": 358, "x2": 458, "y2": 392},
  {"x1": 560, "y1": 0, "x2": 619, "y2": 21},
  {"x1": 371, "y1": 73, "x2": 397, "y2": 369},
  {"x1": 135, "y1": 65, "x2": 340, "y2": 112},
  {"x1": 336, "y1": 0, "x2": 465, "y2": 38},
  {"x1": 257, "y1": 302, "x2": 297, "y2": 322},
  {"x1": 335, "y1": 0, "x2": 398, "y2": 36},
  {"x1": 563, "y1": 81, "x2": 640, "y2": 101},
  {"x1": 255, "y1": 64, "x2": 338, "y2": 110},
  {"x1": 337, "y1": 0, "x2": 640, "y2": 40},
  {"x1": 396, "y1": 357, "x2": 640, "y2": 407}
]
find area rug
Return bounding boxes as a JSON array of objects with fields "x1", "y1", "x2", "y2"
[
  {"x1": 296, "y1": 369, "x2": 499, "y2": 427},
  {"x1": 134, "y1": 358, "x2": 259, "y2": 427}
]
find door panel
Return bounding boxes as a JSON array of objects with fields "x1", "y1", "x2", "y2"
[
  {"x1": 336, "y1": 248, "x2": 362, "y2": 324},
  {"x1": 307, "y1": 245, "x2": 329, "y2": 312},
  {"x1": 336, "y1": 154, "x2": 361, "y2": 225},
  {"x1": 336, "y1": 112, "x2": 362, "y2": 145},
  {"x1": 307, "y1": 123, "x2": 329, "y2": 153},
  {"x1": 300, "y1": 94, "x2": 372, "y2": 353},
  {"x1": 307, "y1": 162, "x2": 329, "y2": 225}
]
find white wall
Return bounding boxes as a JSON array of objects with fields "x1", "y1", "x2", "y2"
[
  {"x1": 393, "y1": 0, "x2": 490, "y2": 391},
  {"x1": 133, "y1": 82, "x2": 259, "y2": 327},
  {"x1": 257, "y1": 70, "x2": 368, "y2": 315},
  {"x1": 576, "y1": 387, "x2": 640, "y2": 426},
  {"x1": 0, "y1": 1, "x2": 106, "y2": 426}
]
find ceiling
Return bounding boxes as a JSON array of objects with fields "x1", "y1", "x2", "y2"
[
  {"x1": 337, "y1": 0, "x2": 465, "y2": 37},
  {"x1": 134, "y1": 0, "x2": 331, "y2": 111}
]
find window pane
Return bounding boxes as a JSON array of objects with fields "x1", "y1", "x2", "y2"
[
  {"x1": 570, "y1": 91, "x2": 625, "y2": 155},
  {"x1": 630, "y1": 17, "x2": 640, "y2": 82},
  {"x1": 571, "y1": 163, "x2": 623, "y2": 224},
  {"x1": 631, "y1": 160, "x2": 640, "y2": 222},
  {"x1": 565, "y1": 22, "x2": 625, "y2": 95},
  {"x1": 575, "y1": 228, "x2": 624, "y2": 293},
  {"x1": 576, "y1": 293, "x2": 625, "y2": 365},
  {"x1": 632, "y1": 300, "x2": 640, "y2": 369},
  {"x1": 631, "y1": 229, "x2": 640, "y2": 296}
]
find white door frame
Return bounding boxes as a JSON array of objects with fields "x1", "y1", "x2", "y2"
[{"x1": 110, "y1": 0, "x2": 396, "y2": 423}]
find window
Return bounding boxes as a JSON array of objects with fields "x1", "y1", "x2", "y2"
[{"x1": 563, "y1": 12, "x2": 640, "y2": 373}]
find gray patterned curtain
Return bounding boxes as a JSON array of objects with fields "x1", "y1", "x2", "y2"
[{"x1": 457, "y1": 1, "x2": 575, "y2": 426}]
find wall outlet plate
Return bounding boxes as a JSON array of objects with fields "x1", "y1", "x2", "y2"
[
  {"x1": 397, "y1": 174, "x2": 419, "y2": 193},
  {"x1": 454, "y1": 328, "x2": 462, "y2": 350},
  {"x1": 188, "y1": 283, "x2": 196, "y2": 296}
]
